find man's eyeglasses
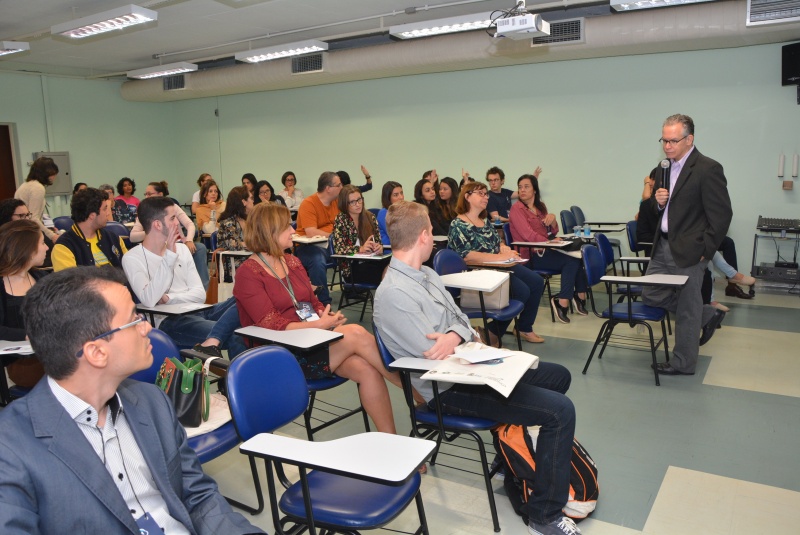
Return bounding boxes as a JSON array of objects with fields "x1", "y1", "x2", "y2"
[
  {"x1": 330, "y1": 182, "x2": 343, "y2": 188},
  {"x1": 468, "y1": 190, "x2": 488, "y2": 197},
  {"x1": 76, "y1": 313, "x2": 148, "y2": 357},
  {"x1": 348, "y1": 197, "x2": 364, "y2": 207},
  {"x1": 12, "y1": 212, "x2": 33, "y2": 220},
  {"x1": 659, "y1": 136, "x2": 688, "y2": 146}
]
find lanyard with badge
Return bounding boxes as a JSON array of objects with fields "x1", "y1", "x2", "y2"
[{"x1": 258, "y1": 253, "x2": 321, "y2": 322}]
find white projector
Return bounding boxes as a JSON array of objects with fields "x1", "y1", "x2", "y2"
[{"x1": 495, "y1": 14, "x2": 550, "y2": 40}]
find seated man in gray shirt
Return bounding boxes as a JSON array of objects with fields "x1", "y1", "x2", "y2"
[
  {"x1": 0, "y1": 266, "x2": 263, "y2": 535},
  {"x1": 373, "y1": 201, "x2": 579, "y2": 535}
]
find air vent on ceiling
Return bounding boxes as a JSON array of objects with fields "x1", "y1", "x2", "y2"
[
  {"x1": 747, "y1": 0, "x2": 800, "y2": 26},
  {"x1": 292, "y1": 53, "x2": 324, "y2": 74},
  {"x1": 531, "y1": 18, "x2": 584, "y2": 47},
  {"x1": 163, "y1": 74, "x2": 185, "y2": 91}
]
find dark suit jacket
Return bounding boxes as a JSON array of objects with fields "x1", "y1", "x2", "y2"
[
  {"x1": 0, "y1": 378, "x2": 263, "y2": 535},
  {"x1": 651, "y1": 147, "x2": 732, "y2": 268}
]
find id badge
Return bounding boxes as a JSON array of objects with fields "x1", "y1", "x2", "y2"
[
  {"x1": 295, "y1": 301, "x2": 321, "y2": 322},
  {"x1": 135, "y1": 512, "x2": 162, "y2": 534}
]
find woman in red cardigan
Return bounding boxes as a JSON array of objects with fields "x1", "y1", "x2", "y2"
[
  {"x1": 233, "y1": 202, "x2": 405, "y2": 434},
  {"x1": 509, "y1": 174, "x2": 588, "y2": 325}
]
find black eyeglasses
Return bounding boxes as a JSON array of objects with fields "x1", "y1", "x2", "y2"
[
  {"x1": 468, "y1": 190, "x2": 488, "y2": 197},
  {"x1": 659, "y1": 136, "x2": 687, "y2": 146},
  {"x1": 76, "y1": 313, "x2": 148, "y2": 357},
  {"x1": 348, "y1": 197, "x2": 364, "y2": 206},
  {"x1": 12, "y1": 212, "x2": 33, "y2": 219}
]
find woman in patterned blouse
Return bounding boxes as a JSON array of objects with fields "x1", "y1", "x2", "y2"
[
  {"x1": 332, "y1": 185, "x2": 388, "y2": 286},
  {"x1": 217, "y1": 186, "x2": 254, "y2": 281},
  {"x1": 448, "y1": 181, "x2": 546, "y2": 345}
]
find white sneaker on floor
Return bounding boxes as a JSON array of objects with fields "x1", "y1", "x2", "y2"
[{"x1": 528, "y1": 516, "x2": 581, "y2": 535}]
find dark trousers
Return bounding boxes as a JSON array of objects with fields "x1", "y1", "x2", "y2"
[
  {"x1": 438, "y1": 362, "x2": 575, "y2": 524},
  {"x1": 489, "y1": 264, "x2": 544, "y2": 335},
  {"x1": 530, "y1": 249, "x2": 588, "y2": 299},
  {"x1": 295, "y1": 244, "x2": 332, "y2": 305}
]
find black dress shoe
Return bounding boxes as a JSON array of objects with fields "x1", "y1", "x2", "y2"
[
  {"x1": 725, "y1": 283, "x2": 752, "y2": 300},
  {"x1": 651, "y1": 361, "x2": 695, "y2": 375},
  {"x1": 572, "y1": 296, "x2": 588, "y2": 316},
  {"x1": 699, "y1": 309, "x2": 726, "y2": 346},
  {"x1": 551, "y1": 297, "x2": 570, "y2": 324}
]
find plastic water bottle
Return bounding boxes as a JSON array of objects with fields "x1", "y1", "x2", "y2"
[
  {"x1": 211, "y1": 209, "x2": 216, "y2": 224},
  {"x1": 583, "y1": 223, "x2": 591, "y2": 237},
  {"x1": 573, "y1": 226, "x2": 581, "y2": 237},
  {"x1": 494, "y1": 215, "x2": 501, "y2": 226}
]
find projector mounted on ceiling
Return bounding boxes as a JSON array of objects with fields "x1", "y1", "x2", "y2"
[{"x1": 494, "y1": 13, "x2": 551, "y2": 39}]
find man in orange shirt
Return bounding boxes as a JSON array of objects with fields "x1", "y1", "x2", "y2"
[{"x1": 294, "y1": 171, "x2": 342, "y2": 305}]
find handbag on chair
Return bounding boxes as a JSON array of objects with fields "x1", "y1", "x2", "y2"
[{"x1": 156, "y1": 357, "x2": 212, "y2": 428}]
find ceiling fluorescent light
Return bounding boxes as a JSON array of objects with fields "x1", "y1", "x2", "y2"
[
  {"x1": 389, "y1": 12, "x2": 495, "y2": 39},
  {"x1": 611, "y1": 0, "x2": 717, "y2": 12},
  {"x1": 51, "y1": 4, "x2": 157, "y2": 39},
  {"x1": 127, "y1": 62, "x2": 197, "y2": 79},
  {"x1": 235, "y1": 40, "x2": 328, "y2": 63},
  {"x1": 0, "y1": 41, "x2": 30, "y2": 57}
]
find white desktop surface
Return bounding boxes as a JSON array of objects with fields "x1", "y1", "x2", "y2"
[
  {"x1": 330, "y1": 253, "x2": 392, "y2": 260},
  {"x1": 292, "y1": 235, "x2": 328, "y2": 244},
  {"x1": 440, "y1": 269, "x2": 509, "y2": 292},
  {"x1": 389, "y1": 357, "x2": 439, "y2": 372},
  {"x1": 137, "y1": 303, "x2": 213, "y2": 315},
  {"x1": 218, "y1": 250, "x2": 252, "y2": 257},
  {"x1": 620, "y1": 256, "x2": 651, "y2": 262},
  {"x1": 601, "y1": 274, "x2": 688, "y2": 286},
  {"x1": 235, "y1": 325, "x2": 343, "y2": 349},
  {"x1": 240, "y1": 432, "x2": 434, "y2": 484}
]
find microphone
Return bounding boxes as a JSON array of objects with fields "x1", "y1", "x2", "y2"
[{"x1": 660, "y1": 159, "x2": 671, "y2": 192}]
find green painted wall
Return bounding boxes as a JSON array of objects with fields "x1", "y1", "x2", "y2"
[{"x1": 2, "y1": 42, "x2": 798, "y2": 267}]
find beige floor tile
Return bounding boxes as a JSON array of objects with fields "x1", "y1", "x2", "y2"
[{"x1": 643, "y1": 467, "x2": 800, "y2": 535}]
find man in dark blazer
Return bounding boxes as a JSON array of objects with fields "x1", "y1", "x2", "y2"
[
  {"x1": 0, "y1": 267, "x2": 263, "y2": 535},
  {"x1": 642, "y1": 114, "x2": 732, "y2": 376}
]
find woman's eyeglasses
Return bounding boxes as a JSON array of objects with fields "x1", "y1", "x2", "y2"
[{"x1": 348, "y1": 197, "x2": 364, "y2": 207}]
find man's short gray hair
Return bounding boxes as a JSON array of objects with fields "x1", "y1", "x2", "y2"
[{"x1": 664, "y1": 114, "x2": 695, "y2": 137}]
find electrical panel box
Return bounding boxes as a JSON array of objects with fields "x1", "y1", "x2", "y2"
[{"x1": 32, "y1": 151, "x2": 72, "y2": 196}]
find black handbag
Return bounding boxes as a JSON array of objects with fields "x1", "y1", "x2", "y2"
[{"x1": 156, "y1": 357, "x2": 210, "y2": 427}]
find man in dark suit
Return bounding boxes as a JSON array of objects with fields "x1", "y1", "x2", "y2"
[
  {"x1": 642, "y1": 114, "x2": 732, "y2": 376},
  {"x1": 0, "y1": 267, "x2": 263, "y2": 535}
]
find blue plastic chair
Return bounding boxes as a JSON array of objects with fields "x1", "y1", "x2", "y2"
[
  {"x1": 105, "y1": 220, "x2": 132, "y2": 250},
  {"x1": 226, "y1": 345, "x2": 430, "y2": 533},
  {"x1": 373, "y1": 326, "x2": 500, "y2": 532},
  {"x1": 560, "y1": 209, "x2": 577, "y2": 233},
  {"x1": 432, "y1": 249, "x2": 523, "y2": 350},
  {"x1": 367, "y1": 207, "x2": 380, "y2": 217},
  {"x1": 131, "y1": 329, "x2": 242, "y2": 497},
  {"x1": 570, "y1": 205, "x2": 586, "y2": 226},
  {"x1": 581, "y1": 244, "x2": 670, "y2": 386},
  {"x1": 53, "y1": 216, "x2": 73, "y2": 231},
  {"x1": 503, "y1": 223, "x2": 559, "y2": 322}
]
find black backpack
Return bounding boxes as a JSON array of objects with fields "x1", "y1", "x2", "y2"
[{"x1": 493, "y1": 424, "x2": 599, "y2": 523}]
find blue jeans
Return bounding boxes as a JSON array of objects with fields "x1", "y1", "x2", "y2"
[
  {"x1": 192, "y1": 241, "x2": 209, "y2": 290},
  {"x1": 530, "y1": 250, "x2": 588, "y2": 299},
  {"x1": 437, "y1": 362, "x2": 575, "y2": 524},
  {"x1": 159, "y1": 297, "x2": 246, "y2": 358},
  {"x1": 295, "y1": 244, "x2": 331, "y2": 305},
  {"x1": 490, "y1": 264, "x2": 544, "y2": 335}
]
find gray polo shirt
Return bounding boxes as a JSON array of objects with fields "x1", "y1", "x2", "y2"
[{"x1": 374, "y1": 257, "x2": 477, "y2": 401}]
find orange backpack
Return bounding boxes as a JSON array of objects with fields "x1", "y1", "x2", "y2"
[{"x1": 493, "y1": 424, "x2": 599, "y2": 522}]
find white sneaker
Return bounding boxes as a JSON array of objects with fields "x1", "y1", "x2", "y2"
[{"x1": 528, "y1": 515, "x2": 581, "y2": 535}]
